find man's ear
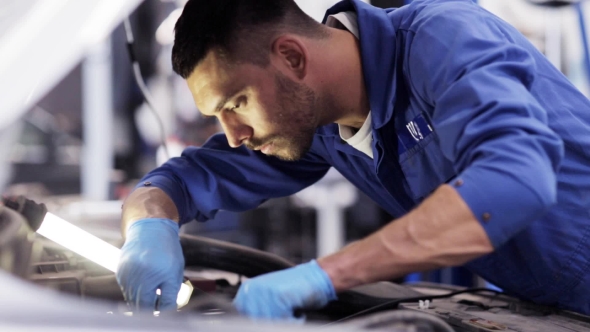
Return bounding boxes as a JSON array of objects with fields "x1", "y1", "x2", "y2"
[{"x1": 271, "y1": 35, "x2": 308, "y2": 80}]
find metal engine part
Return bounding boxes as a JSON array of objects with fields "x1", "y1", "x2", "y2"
[{"x1": 0, "y1": 205, "x2": 40, "y2": 278}]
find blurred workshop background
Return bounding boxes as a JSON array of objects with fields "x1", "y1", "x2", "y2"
[{"x1": 1, "y1": 0, "x2": 589, "y2": 289}]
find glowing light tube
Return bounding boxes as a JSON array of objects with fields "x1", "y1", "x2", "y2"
[{"x1": 37, "y1": 212, "x2": 192, "y2": 307}]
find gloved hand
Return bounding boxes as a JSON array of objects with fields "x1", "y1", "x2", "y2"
[
  {"x1": 116, "y1": 218, "x2": 184, "y2": 311},
  {"x1": 233, "y1": 260, "x2": 337, "y2": 321}
]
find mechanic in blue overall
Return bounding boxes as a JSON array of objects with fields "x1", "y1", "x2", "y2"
[{"x1": 116, "y1": 0, "x2": 590, "y2": 319}]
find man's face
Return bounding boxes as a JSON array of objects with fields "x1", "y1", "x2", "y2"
[{"x1": 187, "y1": 51, "x2": 319, "y2": 161}]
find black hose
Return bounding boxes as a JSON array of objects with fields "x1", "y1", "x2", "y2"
[{"x1": 180, "y1": 234, "x2": 294, "y2": 277}]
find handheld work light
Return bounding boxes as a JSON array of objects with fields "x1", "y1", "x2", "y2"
[{"x1": 3, "y1": 196, "x2": 193, "y2": 308}]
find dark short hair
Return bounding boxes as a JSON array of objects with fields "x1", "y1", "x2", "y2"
[{"x1": 172, "y1": 0, "x2": 326, "y2": 79}]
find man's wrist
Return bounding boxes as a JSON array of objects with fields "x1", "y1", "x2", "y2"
[
  {"x1": 308, "y1": 260, "x2": 338, "y2": 301},
  {"x1": 317, "y1": 247, "x2": 366, "y2": 292},
  {"x1": 125, "y1": 218, "x2": 180, "y2": 241},
  {"x1": 121, "y1": 187, "x2": 180, "y2": 238}
]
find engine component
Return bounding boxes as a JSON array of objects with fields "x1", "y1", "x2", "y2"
[
  {"x1": 2, "y1": 195, "x2": 47, "y2": 231},
  {"x1": 180, "y1": 234, "x2": 426, "y2": 320},
  {"x1": 526, "y1": 0, "x2": 579, "y2": 7},
  {"x1": 347, "y1": 310, "x2": 454, "y2": 332},
  {"x1": 0, "y1": 204, "x2": 40, "y2": 278}
]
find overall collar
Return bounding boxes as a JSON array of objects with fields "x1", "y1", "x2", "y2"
[{"x1": 323, "y1": 0, "x2": 399, "y2": 130}]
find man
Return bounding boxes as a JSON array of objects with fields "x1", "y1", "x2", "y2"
[{"x1": 116, "y1": 0, "x2": 590, "y2": 320}]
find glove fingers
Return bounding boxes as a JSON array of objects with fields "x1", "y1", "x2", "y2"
[
  {"x1": 235, "y1": 287, "x2": 296, "y2": 321},
  {"x1": 116, "y1": 264, "x2": 136, "y2": 304},
  {"x1": 115, "y1": 218, "x2": 184, "y2": 312},
  {"x1": 136, "y1": 283, "x2": 159, "y2": 311},
  {"x1": 235, "y1": 302, "x2": 266, "y2": 320},
  {"x1": 158, "y1": 281, "x2": 182, "y2": 311},
  {"x1": 124, "y1": 285, "x2": 136, "y2": 305}
]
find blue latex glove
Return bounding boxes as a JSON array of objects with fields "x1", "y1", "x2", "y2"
[
  {"x1": 116, "y1": 218, "x2": 184, "y2": 311},
  {"x1": 233, "y1": 260, "x2": 337, "y2": 321}
]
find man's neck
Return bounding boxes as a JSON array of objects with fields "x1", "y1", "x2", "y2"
[{"x1": 316, "y1": 27, "x2": 370, "y2": 129}]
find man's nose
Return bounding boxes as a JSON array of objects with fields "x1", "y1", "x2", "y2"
[{"x1": 220, "y1": 116, "x2": 252, "y2": 148}]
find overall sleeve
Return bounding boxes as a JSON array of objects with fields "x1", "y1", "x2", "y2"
[
  {"x1": 136, "y1": 134, "x2": 331, "y2": 225},
  {"x1": 407, "y1": 1, "x2": 564, "y2": 248}
]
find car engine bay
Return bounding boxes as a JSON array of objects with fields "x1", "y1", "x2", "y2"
[{"x1": 2, "y1": 201, "x2": 590, "y2": 332}]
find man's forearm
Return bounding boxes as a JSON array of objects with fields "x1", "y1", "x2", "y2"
[
  {"x1": 121, "y1": 187, "x2": 180, "y2": 237},
  {"x1": 318, "y1": 184, "x2": 494, "y2": 292}
]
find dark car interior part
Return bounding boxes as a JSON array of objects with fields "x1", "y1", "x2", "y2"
[
  {"x1": 322, "y1": 288, "x2": 504, "y2": 325},
  {"x1": 3, "y1": 196, "x2": 47, "y2": 231},
  {"x1": 346, "y1": 310, "x2": 455, "y2": 332},
  {"x1": 526, "y1": 0, "x2": 579, "y2": 7}
]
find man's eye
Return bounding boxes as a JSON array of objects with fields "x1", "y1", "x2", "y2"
[{"x1": 232, "y1": 97, "x2": 247, "y2": 112}]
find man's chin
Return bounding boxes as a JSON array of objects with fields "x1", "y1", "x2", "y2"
[
  {"x1": 265, "y1": 150, "x2": 295, "y2": 161},
  {"x1": 255, "y1": 136, "x2": 313, "y2": 161},
  {"x1": 271, "y1": 146, "x2": 310, "y2": 162},
  {"x1": 274, "y1": 154, "x2": 299, "y2": 162}
]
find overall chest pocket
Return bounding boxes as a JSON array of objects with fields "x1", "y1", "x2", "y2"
[{"x1": 395, "y1": 113, "x2": 457, "y2": 201}]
